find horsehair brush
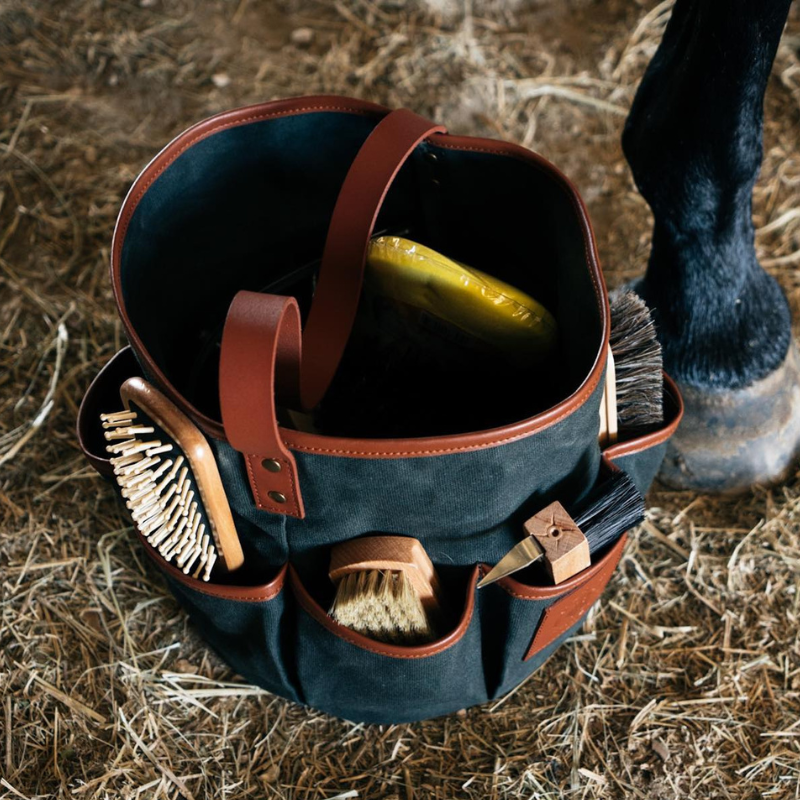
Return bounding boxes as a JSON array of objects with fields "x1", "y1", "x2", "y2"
[
  {"x1": 479, "y1": 470, "x2": 644, "y2": 587},
  {"x1": 608, "y1": 288, "x2": 664, "y2": 434},
  {"x1": 328, "y1": 536, "x2": 443, "y2": 645},
  {"x1": 101, "y1": 377, "x2": 244, "y2": 581}
]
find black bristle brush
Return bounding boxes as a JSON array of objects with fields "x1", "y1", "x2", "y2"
[
  {"x1": 571, "y1": 470, "x2": 645, "y2": 547},
  {"x1": 603, "y1": 289, "x2": 664, "y2": 440},
  {"x1": 478, "y1": 470, "x2": 644, "y2": 587}
]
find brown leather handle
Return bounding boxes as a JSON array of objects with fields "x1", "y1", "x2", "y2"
[
  {"x1": 219, "y1": 291, "x2": 305, "y2": 518},
  {"x1": 219, "y1": 109, "x2": 446, "y2": 516},
  {"x1": 299, "y1": 108, "x2": 447, "y2": 409}
]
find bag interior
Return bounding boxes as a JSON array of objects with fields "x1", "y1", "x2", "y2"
[{"x1": 119, "y1": 111, "x2": 604, "y2": 438}]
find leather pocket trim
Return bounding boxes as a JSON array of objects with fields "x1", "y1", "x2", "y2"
[
  {"x1": 524, "y1": 534, "x2": 626, "y2": 661},
  {"x1": 141, "y1": 533, "x2": 286, "y2": 602},
  {"x1": 602, "y1": 373, "x2": 683, "y2": 461},
  {"x1": 289, "y1": 564, "x2": 479, "y2": 659},
  {"x1": 77, "y1": 347, "x2": 142, "y2": 477},
  {"x1": 487, "y1": 533, "x2": 626, "y2": 601}
]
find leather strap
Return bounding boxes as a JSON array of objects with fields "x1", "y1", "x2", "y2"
[
  {"x1": 219, "y1": 291, "x2": 305, "y2": 518},
  {"x1": 220, "y1": 110, "x2": 446, "y2": 515},
  {"x1": 299, "y1": 108, "x2": 447, "y2": 409}
]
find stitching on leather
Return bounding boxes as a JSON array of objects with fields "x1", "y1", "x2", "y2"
[
  {"x1": 486, "y1": 536, "x2": 626, "y2": 601},
  {"x1": 603, "y1": 384, "x2": 681, "y2": 460},
  {"x1": 115, "y1": 105, "x2": 375, "y2": 247},
  {"x1": 499, "y1": 579, "x2": 586, "y2": 603},
  {"x1": 123, "y1": 331, "x2": 604, "y2": 457},
  {"x1": 246, "y1": 453, "x2": 302, "y2": 518},
  {"x1": 282, "y1": 380, "x2": 601, "y2": 455},
  {"x1": 604, "y1": 435, "x2": 669, "y2": 460},
  {"x1": 244, "y1": 454, "x2": 263, "y2": 507},
  {"x1": 280, "y1": 455, "x2": 301, "y2": 517},
  {"x1": 494, "y1": 562, "x2": 597, "y2": 601},
  {"x1": 175, "y1": 584, "x2": 284, "y2": 602},
  {"x1": 134, "y1": 354, "x2": 603, "y2": 459},
  {"x1": 526, "y1": 543, "x2": 624, "y2": 659}
]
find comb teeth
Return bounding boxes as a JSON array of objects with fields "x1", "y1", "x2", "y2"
[{"x1": 103, "y1": 407, "x2": 219, "y2": 581}]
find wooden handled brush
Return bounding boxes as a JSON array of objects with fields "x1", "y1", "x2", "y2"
[
  {"x1": 328, "y1": 536, "x2": 443, "y2": 645},
  {"x1": 479, "y1": 470, "x2": 644, "y2": 587},
  {"x1": 102, "y1": 378, "x2": 244, "y2": 581},
  {"x1": 600, "y1": 290, "x2": 664, "y2": 445}
]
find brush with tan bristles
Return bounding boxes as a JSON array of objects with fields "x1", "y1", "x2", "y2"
[{"x1": 328, "y1": 536, "x2": 443, "y2": 644}]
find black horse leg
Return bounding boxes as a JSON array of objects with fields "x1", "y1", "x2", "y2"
[{"x1": 622, "y1": 0, "x2": 798, "y2": 491}]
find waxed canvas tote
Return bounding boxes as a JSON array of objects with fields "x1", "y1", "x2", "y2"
[{"x1": 78, "y1": 95, "x2": 683, "y2": 723}]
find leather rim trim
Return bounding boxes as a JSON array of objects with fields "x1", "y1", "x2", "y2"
[
  {"x1": 289, "y1": 563, "x2": 479, "y2": 659},
  {"x1": 602, "y1": 373, "x2": 684, "y2": 461},
  {"x1": 141, "y1": 533, "x2": 287, "y2": 602},
  {"x1": 487, "y1": 532, "x2": 627, "y2": 601},
  {"x1": 111, "y1": 94, "x2": 609, "y2": 458}
]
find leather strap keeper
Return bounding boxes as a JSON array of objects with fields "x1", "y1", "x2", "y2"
[{"x1": 219, "y1": 291, "x2": 305, "y2": 518}]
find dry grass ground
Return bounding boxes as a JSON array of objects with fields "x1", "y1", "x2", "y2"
[{"x1": 2, "y1": 1, "x2": 800, "y2": 797}]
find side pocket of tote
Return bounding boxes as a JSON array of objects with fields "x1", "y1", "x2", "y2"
[
  {"x1": 602, "y1": 374, "x2": 684, "y2": 494},
  {"x1": 289, "y1": 565, "x2": 487, "y2": 724},
  {"x1": 78, "y1": 351, "x2": 302, "y2": 703},
  {"x1": 480, "y1": 534, "x2": 626, "y2": 700},
  {"x1": 142, "y1": 541, "x2": 302, "y2": 703}
]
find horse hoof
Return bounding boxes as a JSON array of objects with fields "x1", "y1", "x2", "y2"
[{"x1": 659, "y1": 339, "x2": 800, "y2": 492}]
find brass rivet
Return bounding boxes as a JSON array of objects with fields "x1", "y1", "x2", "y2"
[
  {"x1": 268, "y1": 491, "x2": 287, "y2": 504},
  {"x1": 425, "y1": 151, "x2": 439, "y2": 164},
  {"x1": 262, "y1": 458, "x2": 282, "y2": 473}
]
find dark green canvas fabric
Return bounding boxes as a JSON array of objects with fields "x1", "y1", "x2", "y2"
[
  {"x1": 207, "y1": 376, "x2": 605, "y2": 572},
  {"x1": 160, "y1": 537, "x2": 633, "y2": 724},
  {"x1": 163, "y1": 558, "x2": 614, "y2": 724},
  {"x1": 80, "y1": 347, "x2": 677, "y2": 722},
  {"x1": 165, "y1": 573, "x2": 302, "y2": 703},
  {"x1": 612, "y1": 443, "x2": 668, "y2": 494}
]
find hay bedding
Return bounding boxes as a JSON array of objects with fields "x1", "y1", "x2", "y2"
[{"x1": 2, "y1": 0, "x2": 800, "y2": 796}]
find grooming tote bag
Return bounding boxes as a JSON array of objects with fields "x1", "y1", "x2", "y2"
[{"x1": 78, "y1": 95, "x2": 683, "y2": 723}]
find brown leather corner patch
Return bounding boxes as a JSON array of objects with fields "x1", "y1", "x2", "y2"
[{"x1": 524, "y1": 534, "x2": 626, "y2": 661}]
